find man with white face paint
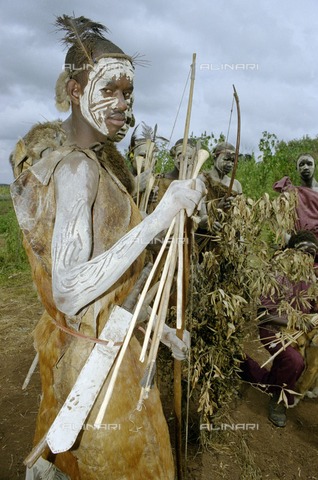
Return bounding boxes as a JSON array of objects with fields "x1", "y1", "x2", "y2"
[
  {"x1": 170, "y1": 138, "x2": 197, "y2": 177},
  {"x1": 274, "y1": 153, "x2": 318, "y2": 242},
  {"x1": 147, "y1": 138, "x2": 197, "y2": 215},
  {"x1": 197, "y1": 142, "x2": 242, "y2": 236},
  {"x1": 79, "y1": 57, "x2": 135, "y2": 138},
  {"x1": 10, "y1": 15, "x2": 206, "y2": 480},
  {"x1": 296, "y1": 154, "x2": 318, "y2": 191},
  {"x1": 205, "y1": 142, "x2": 242, "y2": 195}
]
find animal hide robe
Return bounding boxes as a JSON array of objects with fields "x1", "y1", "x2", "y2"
[{"x1": 10, "y1": 121, "x2": 175, "y2": 479}]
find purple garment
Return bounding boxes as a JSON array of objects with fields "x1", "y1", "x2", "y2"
[
  {"x1": 260, "y1": 275, "x2": 313, "y2": 316},
  {"x1": 273, "y1": 176, "x2": 318, "y2": 238},
  {"x1": 240, "y1": 276, "x2": 314, "y2": 405},
  {"x1": 241, "y1": 328, "x2": 305, "y2": 405}
]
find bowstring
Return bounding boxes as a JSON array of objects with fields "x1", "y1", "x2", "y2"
[
  {"x1": 157, "y1": 67, "x2": 190, "y2": 176},
  {"x1": 225, "y1": 94, "x2": 235, "y2": 144},
  {"x1": 168, "y1": 69, "x2": 191, "y2": 148}
]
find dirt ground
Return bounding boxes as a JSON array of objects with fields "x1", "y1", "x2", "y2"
[{"x1": 1, "y1": 270, "x2": 318, "y2": 480}]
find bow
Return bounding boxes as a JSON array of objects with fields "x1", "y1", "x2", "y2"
[
  {"x1": 174, "y1": 53, "x2": 196, "y2": 480},
  {"x1": 226, "y1": 85, "x2": 241, "y2": 197}
]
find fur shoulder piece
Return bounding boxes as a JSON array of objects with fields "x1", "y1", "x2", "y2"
[
  {"x1": 99, "y1": 140, "x2": 135, "y2": 194},
  {"x1": 10, "y1": 120, "x2": 66, "y2": 178}
]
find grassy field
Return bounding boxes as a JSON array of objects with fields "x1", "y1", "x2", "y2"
[{"x1": 0, "y1": 185, "x2": 28, "y2": 276}]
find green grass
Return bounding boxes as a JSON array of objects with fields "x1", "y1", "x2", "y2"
[{"x1": 0, "y1": 186, "x2": 29, "y2": 274}]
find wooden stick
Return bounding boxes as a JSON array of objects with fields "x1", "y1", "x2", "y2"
[
  {"x1": 139, "y1": 175, "x2": 155, "y2": 212},
  {"x1": 135, "y1": 155, "x2": 144, "y2": 207},
  {"x1": 191, "y1": 149, "x2": 209, "y2": 179},
  {"x1": 139, "y1": 226, "x2": 178, "y2": 362},
  {"x1": 94, "y1": 220, "x2": 176, "y2": 426},
  {"x1": 24, "y1": 434, "x2": 48, "y2": 468},
  {"x1": 22, "y1": 352, "x2": 39, "y2": 390},
  {"x1": 260, "y1": 333, "x2": 301, "y2": 368},
  {"x1": 138, "y1": 232, "x2": 179, "y2": 406},
  {"x1": 174, "y1": 52, "x2": 197, "y2": 480},
  {"x1": 138, "y1": 139, "x2": 157, "y2": 212},
  {"x1": 225, "y1": 85, "x2": 240, "y2": 198},
  {"x1": 176, "y1": 210, "x2": 185, "y2": 329},
  {"x1": 175, "y1": 51, "x2": 196, "y2": 338}
]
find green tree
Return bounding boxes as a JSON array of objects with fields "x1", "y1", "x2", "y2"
[{"x1": 236, "y1": 132, "x2": 318, "y2": 200}]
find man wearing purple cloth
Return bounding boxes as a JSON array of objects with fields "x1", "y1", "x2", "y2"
[
  {"x1": 240, "y1": 230, "x2": 318, "y2": 427},
  {"x1": 274, "y1": 154, "x2": 318, "y2": 239}
]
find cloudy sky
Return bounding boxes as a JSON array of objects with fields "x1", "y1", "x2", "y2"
[{"x1": 1, "y1": 0, "x2": 318, "y2": 184}]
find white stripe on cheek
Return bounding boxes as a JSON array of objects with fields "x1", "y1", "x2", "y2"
[
  {"x1": 80, "y1": 58, "x2": 133, "y2": 136},
  {"x1": 90, "y1": 97, "x2": 118, "y2": 114}
]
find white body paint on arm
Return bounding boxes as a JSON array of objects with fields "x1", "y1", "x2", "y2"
[{"x1": 52, "y1": 153, "x2": 206, "y2": 316}]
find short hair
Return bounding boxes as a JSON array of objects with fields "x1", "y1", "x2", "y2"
[
  {"x1": 56, "y1": 15, "x2": 132, "y2": 79},
  {"x1": 54, "y1": 15, "x2": 134, "y2": 130},
  {"x1": 213, "y1": 142, "x2": 235, "y2": 158},
  {"x1": 65, "y1": 38, "x2": 126, "y2": 77},
  {"x1": 170, "y1": 138, "x2": 196, "y2": 157}
]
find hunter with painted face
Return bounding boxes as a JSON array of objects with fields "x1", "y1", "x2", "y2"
[
  {"x1": 209, "y1": 142, "x2": 242, "y2": 194},
  {"x1": 173, "y1": 141, "x2": 196, "y2": 171},
  {"x1": 296, "y1": 154, "x2": 318, "y2": 191},
  {"x1": 165, "y1": 138, "x2": 197, "y2": 180},
  {"x1": 80, "y1": 58, "x2": 134, "y2": 138},
  {"x1": 64, "y1": 56, "x2": 134, "y2": 144},
  {"x1": 215, "y1": 150, "x2": 235, "y2": 175},
  {"x1": 274, "y1": 154, "x2": 318, "y2": 241},
  {"x1": 10, "y1": 15, "x2": 206, "y2": 480}
]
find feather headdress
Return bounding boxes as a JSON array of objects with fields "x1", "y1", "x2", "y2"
[
  {"x1": 55, "y1": 14, "x2": 149, "y2": 71},
  {"x1": 54, "y1": 14, "x2": 148, "y2": 112},
  {"x1": 54, "y1": 14, "x2": 125, "y2": 112},
  {"x1": 129, "y1": 122, "x2": 168, "y2": 153},
  {"x1": 55, "y1": 14, "x2": 127, "y2": 71}
]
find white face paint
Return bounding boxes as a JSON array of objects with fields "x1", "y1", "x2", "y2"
[
  {"x1": 297, "y1": 155, "x2": 316, "y2": 180},
  {"x1": 80, "y1": 57, "x2": 134, "y2": 137},
  {"x1": 215, "y1": 150, "x2": 235, "y2": 175},
  {"x1": 174, "y1": 144, "x2": 196, "y2": 169}
]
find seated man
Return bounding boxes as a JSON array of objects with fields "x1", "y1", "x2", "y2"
[{"x1": 240, "y1": 230, "x2": 318, "y2": 428}]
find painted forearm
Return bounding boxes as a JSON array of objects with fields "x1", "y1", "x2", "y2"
[{"x1": 52, "y1": 211, "x2": 164, "y2": 316}]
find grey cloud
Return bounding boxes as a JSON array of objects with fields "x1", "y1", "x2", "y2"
[{"x1": 1, "y1": 0, "x2": 318, "y2": 184}]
